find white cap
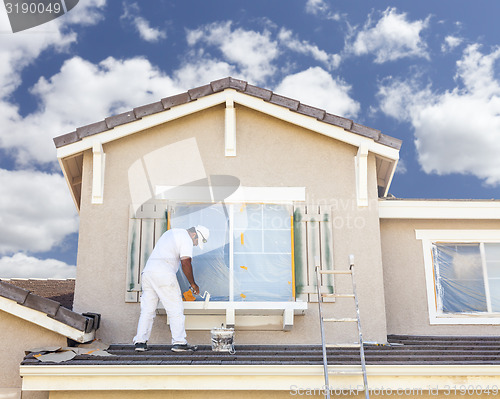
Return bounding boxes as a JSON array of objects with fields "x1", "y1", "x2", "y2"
[{"x1": 195, "y1": 225, "x2": 210, "y2": 250}]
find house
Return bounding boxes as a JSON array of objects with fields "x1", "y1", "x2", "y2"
[{"x1": 1, "y1": 77, "x2": 499, "y2": 398}]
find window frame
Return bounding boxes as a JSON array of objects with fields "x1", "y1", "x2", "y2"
[
  {"x1": 416, "y1": 229, "x2": 500, "y2": 325},
  {"x1": 169, "y1": 202, "x2": 296, "y2": 303}
]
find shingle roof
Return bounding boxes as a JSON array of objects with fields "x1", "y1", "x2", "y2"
[
  {"x1": 21, "y1": 335, "x2": 500, "y2": 366},
  {"x1": 53, "y1": 77, "x2": 402, "y2": 151},
  {"x1": 1, "y1": 279, "x2": 75, "y2": 309},
  {"x1": 0, "y1": 279, "x2": 97, "y2": 333}
]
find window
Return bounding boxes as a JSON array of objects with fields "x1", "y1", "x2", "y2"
[
  {"x1": 417, "y1": 230, "x2": 500, "y2": 324},
  {"x1": 170, "y1": 202, "x2": 294, "y2": 302}
]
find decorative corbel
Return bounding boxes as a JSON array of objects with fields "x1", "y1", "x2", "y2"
[
  {"x1": 355, "y1": 144, "x2": 369, "y2": 207},
  {"x1": 225, "y1": 91, "x2": 236, "y2": 156},
  {"x1": 92, "y1": 141, "x2": 106, "y2": 204}
]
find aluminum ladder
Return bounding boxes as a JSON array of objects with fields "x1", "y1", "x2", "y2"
[{"x1": 315, "y1": 255, "x2": 369, "y2": 399}]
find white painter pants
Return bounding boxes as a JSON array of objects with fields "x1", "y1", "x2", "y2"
[{"x1": 133, "y1": 268, "x2": 187, "y2": 345}]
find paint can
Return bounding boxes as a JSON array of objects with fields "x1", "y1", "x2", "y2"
[{"x1": 210, "y1": 326, "x2": 235, "y2": 353}]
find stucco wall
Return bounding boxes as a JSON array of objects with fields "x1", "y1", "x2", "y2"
[
  {"x1": 381, "y1": 218, "x2": 500, "y2": 335},
  {"x1": 73, "y1": 103, "x2": 387, "y2": 345},
  {"x1": 0, "y1": 310, "x2": 67, "y2": 399}
]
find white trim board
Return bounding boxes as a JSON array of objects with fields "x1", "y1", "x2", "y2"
[
  {"x1": 21, "y1": 364, "x2": 500, "y2": 392},
  {"x1": 380, "y1": 200, "x2": 500, "y2": 219}
]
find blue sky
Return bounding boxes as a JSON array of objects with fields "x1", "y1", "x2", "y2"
[{"x1": 1, "y1": 0, "x2": 500, "y2": 278}]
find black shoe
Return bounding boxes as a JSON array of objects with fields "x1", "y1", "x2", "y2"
[
  {"x1": 171, "y1": 344, "x2": 198, "y2": 352},
  {"x1": 135, "y1": 342, "x2": 148, "y2": 352}
]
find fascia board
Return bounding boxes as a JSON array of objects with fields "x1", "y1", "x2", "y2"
[
  {"x1": 0, "y1": 296, "x2": 94, "y2": 343},
  {"x1": 20, "y1": 364, "x2": 500, "y2": 391},
  {"x1": 232, "y1": 91, "x2": 400, "y2": 161},
  {"x1": 57, "y1": 89, "x2": 400, "y2": 161},
  {"x1": 379, "y1": 200, "x2": 500, "y2": 220},
  {"x1": 56, "y1": 90, "x2": 229, "y2": 159}
]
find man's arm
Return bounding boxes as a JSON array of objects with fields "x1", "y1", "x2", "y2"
[{"x1": 180, "y1": 257, "x2": 199, "y2": 294}]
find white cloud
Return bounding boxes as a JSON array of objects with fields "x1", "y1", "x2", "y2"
[
  {"x1": 395, "y1": 159, "x2": 407, "y2": 175},
  {"x1": 0, "y1": 169, "x2": 78, "y2": 254},
  {"x1": 348, "y1": 7, "x2": 430, "y2": 63},
  {"x1": 378, "y1": 44, "x2": 500, "y2": 186},
  {"x1": 278, "y1": 28, "x2": 341, "y2": 70},
  {"x1": 0, "y1": 253, "x2": 75, "y2": 278},
  {"x1": 442, "y1": 35, "x2": 463, "y2": 52},
  {"x1": 274, "y1": 67, "x2": 360, "y2": 118},
  {"x1": 0, "y1": 0, "x2": 106, "y2": 96},
  {"x1": 0, "y1": 56, "x2": 181, "y2": 165},
  {"x1": 305, "y1": 0, "x2": 341, "y2": 21},
  {"x1": 121, "y1": 2, "x2": 166, "y2": 42},
  {"x1": 186, "y1": 21, "x2": 279, "y2": 84}
]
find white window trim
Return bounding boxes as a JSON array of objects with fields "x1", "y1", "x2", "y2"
[{"x1": 416, "y1": 229, "x2": 500, "y2": 325}]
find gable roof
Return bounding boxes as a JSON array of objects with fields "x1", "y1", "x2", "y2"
[
  {"x1": 0, "y1": 279, "x2": 98, "y2": 343},
  {"x1": 53, "y1": 77, "x2": 402, "y2": 210},
  {"x1": 54, "y1": 77, "x2": 401, "y2": 151}
]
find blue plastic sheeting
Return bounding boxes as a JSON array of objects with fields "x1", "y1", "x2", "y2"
[
  {"x1": 432, "y1": 242, "x2": 500, "y2": 313},
  {"x1": 170, "y1": 203, "x2": 293, "y2": 302}
]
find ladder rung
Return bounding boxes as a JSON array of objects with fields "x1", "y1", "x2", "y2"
[
  {"x1": 319, "y1": 270, "x2": 352, "y2": 275},
  {"x1": 330, "y1": 372, "x2": 364, "y2": 376},
  {"x1": 323, "y1": 318, "x2": 358, "y2": 322},
  {"x1": 322, "y1": 293, "x2": 355, "y2": 298},
  {"x1": 325, "y1": 343, "x2": 361, "y2": 348}
]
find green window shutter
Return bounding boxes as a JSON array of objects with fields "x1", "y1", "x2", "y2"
[
  {"x1": 293, "y1": 205, "x2": 334, "y2": 302},
  {"x1": 125, "y1": 203, "x2": 168, "y2": 302}
]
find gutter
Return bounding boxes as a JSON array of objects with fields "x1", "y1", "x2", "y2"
[{"x1": 20, "y1": 364, "x2": 500, "y2": 391}]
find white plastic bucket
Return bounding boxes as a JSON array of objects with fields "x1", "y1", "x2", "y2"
[{"x1": 210, "y1": 327, "x2": 235, "y2": 353}]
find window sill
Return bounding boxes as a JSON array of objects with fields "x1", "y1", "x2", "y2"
[
  {"x1": 430, "y1": 313, "x2": 500, "y2": 325},
  {"x1": 157, "y1": 301, "x2": 307, "y2": 331}
]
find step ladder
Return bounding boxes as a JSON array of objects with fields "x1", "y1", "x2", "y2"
[{"x1": 315, "y1": 255, "x2": 369, "y2": 399}]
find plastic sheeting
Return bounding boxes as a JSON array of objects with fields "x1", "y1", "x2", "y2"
[
  {"x1": 432, "y1": 243, "x2": 500, "y2": 314},
  {"x1": 169, "y1": 203, "x2": 293, "y2": 302}
]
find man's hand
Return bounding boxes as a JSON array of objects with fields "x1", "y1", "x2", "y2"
[{"x1": 190, "y1": 283, "x2": 200, "y2": 295}]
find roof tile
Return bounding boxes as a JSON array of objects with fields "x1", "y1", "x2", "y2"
[
  {"x1": 322, "y1": 113, "x2": 353, "y2": 130},
  {"x1": 244, "y1": 84, "x2": 272, "y2": 101},
  {"x1": 297, "y1": 103, "x2": 326, "y2": 120},
  {"x1": 105, "y1": 111, "x2": 137, "y2": 129},
  {"x1": 24, "y1": 293, "x2": 60, "y2": 317},
  {"x1": 188, "y1": 84, "x2": 213, "y2": 100},
  {"x1": 161, "y1": 92, "x2": 191, "y2": 109},
  {"x1": 268, "y1": 93, "x2": 300, "y2": 111},
  {"x1": 54, "y1": 306, "x2": 88, "y2": 331},
  {"x1": 133, "y1": 101, "x2": 164, "y2": 119},
  {"x1": 350, "y1": 122, "x2": 380, "y2": 140},
  {"x1": 378, "y1": 133, "x2": 403, "y2": 150},
  {"x1": 53, "y1": 132, "x2": 78, "y2": 148},
  {"x1": 211, "y1": 77, "x2": 247, "y2": 93},
  {"x1": 0, "y1": 280, "x2": 29, "y2": 304},
  {"x1": 76, "y1": 121, "x2": 108, "y2": 139}
]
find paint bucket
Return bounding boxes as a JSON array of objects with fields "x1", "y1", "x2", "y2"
[{"x1": 210, "y1": 326, "x2": 235, "y2": 353}]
